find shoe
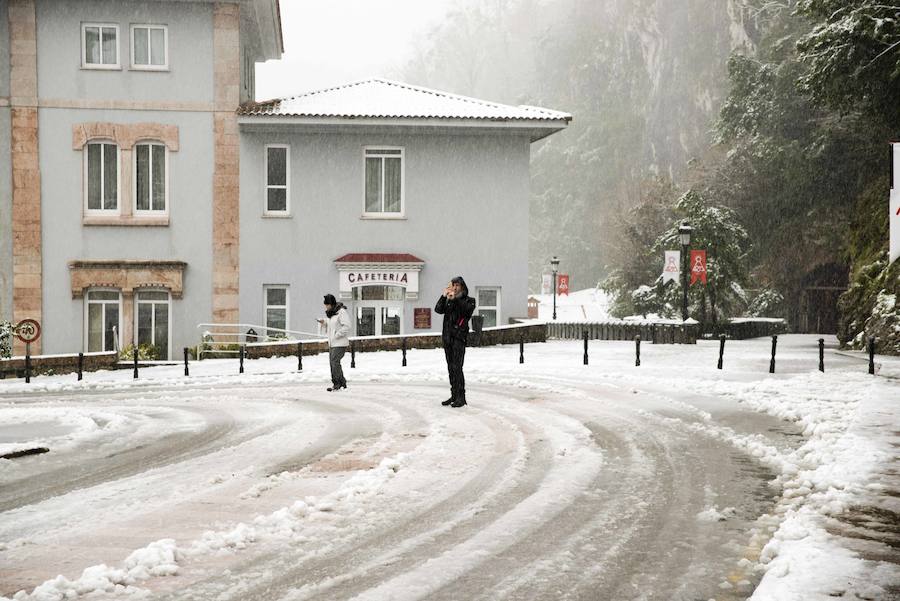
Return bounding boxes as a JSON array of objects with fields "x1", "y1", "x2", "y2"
[
  {"x1": 327, "y1": 385, "x2": 340, "y2": 392},
  {"x1": 441, "y1": 397, "x2": 454, "y2": 406},
  {"x1": 450, "y1": 398, "x2": 467, "y2": 408},
  {"x1": 340, "y1": 383, "x2": 348, "y2": 389}
]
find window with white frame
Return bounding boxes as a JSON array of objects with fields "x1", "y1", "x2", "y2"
[
  {"x1": 364, "y1": 147, "x2": 403, "y2": 216},
  {"x1": 82, "y1": 24, "x2": 119, "y2": 68},
  {"x1": 136, "y1": 290, "x2": 170, "y2": 359},
  {"x1": 265, "y1": 145, "x2": 289, "y2": 214},
  {"x1": 476, "y1": 287, "x2": 501, "y2": 328},
  {"x1": 135, "y1": 142, "x2": 167, "y2": 213},
  {"x1": 85, "y1": 141, "x2": 119, "y2": 213},
  {"x1": 86, "y1": 290, "x2": 121, "y2": 352},
  {"x1": 264, "y1": 286, "x2": 289, "y2": 334},
  {"x1": 131, "y1": 24, "x2": 168, "y2": 69}
]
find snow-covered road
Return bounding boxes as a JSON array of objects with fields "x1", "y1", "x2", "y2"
[{"x1": 0, "y1": 336, "x2": 897, "y2": 600}]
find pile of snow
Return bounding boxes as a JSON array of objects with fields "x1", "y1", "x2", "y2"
[{"x1": 532, "y1": 287, "x2": 611, "y2": 321}]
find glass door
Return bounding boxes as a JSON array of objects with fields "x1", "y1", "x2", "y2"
[{"x1": 357, "y1": 306, "x2": 376, "y2": 336}]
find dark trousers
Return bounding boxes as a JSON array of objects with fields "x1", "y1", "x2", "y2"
[
  {"x1": 329, "y1": 347, "x2": 347, "y2": 387},
  {"x1": 443, "y1": 337, "x2": 467, "y2": 400}
]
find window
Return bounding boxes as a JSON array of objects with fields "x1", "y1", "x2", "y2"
[
  {"x1": 476, "y1": 287, "x2": 501, "y2": 328},
  {"x1": 364, "y1": 147, "x2": 403, "y2": 216},
  {"x1": 85, "y1": 142, "x2": 119, "y2": 213},
  {"x1": 136, "y1": 290, "x2": 170, "y2": 360},
  {"x1": 131, "y1": 25, "x2": 167, "y2": 69},
  {"x1": 265, "y1": 145, "x2": 290, "y2": 215},
  {"x1": 82, "y1": 24, "x2": 119, "y2": 68},
  {"x1": 135, "y1": 142, "x2": 167, "y2": 213},
  {"x1": 264, "y1": 286, "x2": 289, "y2": 334},
  {"x1": 86, "y1": 290, "x2": 121, "y2": 352}
]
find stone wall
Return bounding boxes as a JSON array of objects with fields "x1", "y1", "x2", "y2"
[
  {"x1": 0, "y1": 351, "x2": 118, "y2": 378},
  {"x1": 244, "y1": 323, "x2": 547, "y2": 360}
]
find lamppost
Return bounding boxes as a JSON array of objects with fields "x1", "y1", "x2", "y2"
[
  {"x1": 679, "y1": 222, "x2": 692, "y2": 321},
  {"x1": 550, "y1": 256, "x2": 560, "y2": 320}
]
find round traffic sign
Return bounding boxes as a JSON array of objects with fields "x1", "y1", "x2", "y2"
[{"x1": 15, "y1": 319, "x2": 41, "y2": 343}]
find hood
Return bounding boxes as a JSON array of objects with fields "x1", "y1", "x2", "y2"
[{"x1": 451, "y1": 276, "x2": 469, "y2": 297}]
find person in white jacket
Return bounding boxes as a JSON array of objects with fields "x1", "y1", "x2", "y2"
[{"x1": 318, "y1": 293, "x2": 350, "y2": 391}]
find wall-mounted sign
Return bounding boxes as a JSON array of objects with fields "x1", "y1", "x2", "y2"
[
  {"x1": 338, "y1": 270, "x2": 420, "y2": 296},
  {"x1": 414, "y1": 308, "x2": 431, "y2": 329}
]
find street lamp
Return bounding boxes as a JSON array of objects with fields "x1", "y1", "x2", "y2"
[
  {"x1": 550, "y1": 256, "x2": 560, "y2": 320},
  {"x1": 678, "y1": 222, "x2": 692, "y2": 321}
]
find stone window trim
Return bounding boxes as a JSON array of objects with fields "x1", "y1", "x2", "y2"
[
  {"x1": 68, "y1": 260, "x2": 187, "y2": 299},
  {"x1": 73, "y1": 123, "x2": 178, "y2": 225}
]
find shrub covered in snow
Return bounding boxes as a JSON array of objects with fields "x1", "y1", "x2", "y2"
[
  {"x1": 0, "y1": 321, "x2": 12, "y2": 359},
  {"x1": 837, "y1": 252, "x2": 900, "y2": 354}
]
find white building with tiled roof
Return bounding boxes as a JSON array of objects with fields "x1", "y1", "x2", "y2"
[{"x1": 238, "y1": 78, "x2": 570, "y2": 338}]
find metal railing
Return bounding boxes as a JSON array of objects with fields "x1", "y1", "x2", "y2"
[{"x1": 195, "y1": 323, "x2": 326, "y2": 359}]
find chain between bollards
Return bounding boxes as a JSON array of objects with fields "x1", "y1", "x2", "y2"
[
  {"x1": 350, "y1": 342, "x2": 356, "y2": 368},
  {"x1": 297, "y1": 342, "x2": 303, "y2": 371},
  {"x1": 77, "y1": 352, "x2": 84, "y2": 381},
  {"x1": 583, "y1": 330, "x2": 589, "y2": 365},
  {"x1": 868, "y1": 336, "x2": 876, "y2": 375},
  {"x1": 818, "y1": 338, "x2": 824, "y2": 373},
  {"x1": 239, "y1": 345, "x2": 244, "y2": 374},
  {"x1": 133, "y1": 347, "x2": 139, "y2": 379},
  {"x1": 401, "y1": 337, "x2": 407, "y2": 367},
  {"x1": 769, "y1": 335, "x2": 777, "y2": 374},
  {"x1": 717, "y1": 334, "x2": 725, "y2": 370},
  {"x1": 184, "y1": 347, "x2": 190, "y2": 377}
]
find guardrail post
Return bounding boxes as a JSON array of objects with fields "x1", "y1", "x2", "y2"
[
  {"x1": 583, "y1": 330, "x2": 589, "y2": 365},
  {"x1": 868, "y1": 336, "x2": 876, "y2": 375},
  {"x1": 184, "y1": 347, "x2": 189, "y2": 377},
  {"x1": 769, "y1": 335, "x2": 777, "y2": 374},
  {"x1": 717, "y1": 335, "x2": 725, "y2": 370},
  {"x1": 350, "y1": 342, "x2": 356, "y2": 368},
  {"x1": 25, "y1": 342, "x2": 31, "y2": 383},
  {"x1": 77, "y1": 352, "x2": 84, "y2": 381},
  {"x1": 239, "y1": 345, "x2": 244, "y2": 374},
  {"x1": 519, "y1": 333, "x2": 524, "y2": 364},
  {"x1": 297, "y1": 342, "x2": 303, "y2": 371},
  {"x1": 402, "y1": 337, "x2": 407, "y2": 367},
  {"x1": 818, "y1": 338, "x2": 824, "y2": 373},
  {"x1": 133, "y1": 347, "x2": 139, "y2": 379},
  {"x1": 635, "y1": 335, "x2": 641, "y2": 367}
]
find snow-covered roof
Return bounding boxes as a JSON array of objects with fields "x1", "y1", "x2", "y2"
[{"x1": 238, "y1": 78, "x2": 571, "y2": 126}]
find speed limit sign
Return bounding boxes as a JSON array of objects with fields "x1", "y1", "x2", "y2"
[{"x1": 15, "y1": 319, "x2": 41, "y2": 344}]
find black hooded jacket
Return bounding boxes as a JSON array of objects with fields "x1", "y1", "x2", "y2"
[{"x1": 434, "y1": 277, "x2": 476, "y2": 342}]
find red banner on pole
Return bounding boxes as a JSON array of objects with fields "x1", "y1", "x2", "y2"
[
  {"x1": 558, "y1": 274, "x2": 570, "y2": 296},
  {"x1": 690, "y1": 250, "x2": 707, "y2": 285}
]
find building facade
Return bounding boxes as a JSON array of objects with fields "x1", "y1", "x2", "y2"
[
  {"x1": 237, "y1": 79, "x2": 569, "y2": 340},
  {"x1": 1, "y1": 0, "x2": 282, "y2": 357},
  {"x1": 1, "y1": 3, "x2": 569, "y2": 359}
]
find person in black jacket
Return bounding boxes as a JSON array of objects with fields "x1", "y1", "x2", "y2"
[{"x1": 434, "y1": 276, "x2": 476, "y2": 407}]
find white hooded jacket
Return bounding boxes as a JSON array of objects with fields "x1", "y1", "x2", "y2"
[{"x1": 325, "y1": 303, "x2": 351, "y2": 348}]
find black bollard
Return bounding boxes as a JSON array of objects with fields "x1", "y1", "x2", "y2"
[
  {"x1": 77, "y1": 352, "x2": 84, "y2": 381},
  {"x1": 818, "y1": 338, "x2": 824, "y2": 373},
  {"x1": 350, "y1": 342, "x2": 356, "y2": 368},
  {"x1": 717, "y1": 335, "x2": 726, "y2": 370},
  {"x1": 401, "y1": 338, "x2": 407, "y2": 367},
  {"x1": 769, "y1": 335, "x2": 777, "y2": 374},
  {"x1": 635, "y1": 335, "x2": 641, "y2": 367},
  {"x1": 239, "y1": 345, "x2": 244, "y2": 374},
  {"x1": 583, "y1": 330, "x2": 589, "y2": 365},
  {"x1": 184, "y1": 347, "x2": 190, "y2": 376},
  {"x1": 868, "y1": 336, "x2": 875, "y2": 375},
  {"x1": 133, "y1": 347, "x2": 139, "y2": 379},
  {"x1": 519, "y1": 335, "x2": 524, "y2": 364},
  {"x1": 297, "y1": 342, "x2": 303, "y2": 371},
  {"x1": 25, "y1": 342, "x2": 31, "y2": 384}
]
